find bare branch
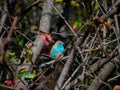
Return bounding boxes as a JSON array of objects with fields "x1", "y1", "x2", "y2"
[
  {"x1": 31, "y1": 0, "x2": 54, "y2": 63},
  {"x1": 87, "y1": 59, "x2": 116, "y2": 90},
  {"x1": 16, "y1": 0, "x2": 54, "y2": 89},
  {"x1": 0, "y1": 0, "x2": 8, "y2": 33},
  {"x1": 54, "y1": 48, "x2": 74, "y2": 90}
]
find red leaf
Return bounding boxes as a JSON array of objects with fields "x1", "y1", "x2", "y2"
[
  {"x1": 41, "y1": 34, "x2": 52, "y2": 46},
  {"x1": 5, "y1": 80, "x2": 13, "y2": 85},
  {"x1": 2, "y1": 40, "x2": 9, "y2": 45},
  {"x1": 113, "y1": 85, "x2": 120, "y2": 90}
]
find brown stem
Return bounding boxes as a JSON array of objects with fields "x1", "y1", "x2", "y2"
[
  {"x1": 89, "y1": 47, "x2": 117, "y2": 73},
  {"x1": 7, "y1": 16, "x2": 18, "y2": 41},
  {"x1": 93, "y1": 24, "x2": 110, "y2": 58},
  {"x1": 87, "y1": 61, "x2": 115, "y2": 90},
  {"x1": 0, "y1": 83, "x2": 15, "y2": 90}
]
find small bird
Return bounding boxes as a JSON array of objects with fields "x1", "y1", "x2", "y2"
[{"x1": 50, "y1": 41, "x2": 65, "y2": 59}]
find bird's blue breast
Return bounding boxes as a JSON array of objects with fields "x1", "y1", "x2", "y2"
[{"x1": 50, "y1": 41, "x2": 65, "y2": 59}]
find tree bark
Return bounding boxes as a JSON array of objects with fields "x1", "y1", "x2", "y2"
[
  {"x1": 54, "y1": 48, "x2": 74, "y2": 90},
  {"x1": 65, "y1": 50, "x2": 118, "y2": 90},
  {"x1": 0, "y1": 0, "x2": 7, "y2": 33},
  {"x1": 16, "y1": 0, "x2": 54, "y2": 89},
  {"x1": 87, "y1": 59, "x2": 116, "y2": 90},
  {"x1": 31, "y1": 0, "x2": 54, "y2": 63}
]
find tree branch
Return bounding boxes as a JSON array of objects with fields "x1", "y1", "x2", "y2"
[
  {"x1": 16, "y1": 0, "x2": 54, "y2": 89},
  {"x1": 87, "y1": 59, "x2": 116, "y2": 90},
  {"x1": 54, "y1": 48, "x2": 74, "y2": 90},
  {"x1": 31, "y1": 0, "x2": 54, "y2": 63},
  {"x1": 0, "y1": 0, "x2": 8, "y2": 33}
]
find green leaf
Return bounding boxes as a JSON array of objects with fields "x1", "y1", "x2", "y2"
[
  {"x1": 85, "y1": 77, "x2": 93, "y2": 85},
  {"x1": 94, "y1": 2, "x2": 99, "y2": 11},
  {"x1": 11, "y1": 57, "x2": 18, "y2": 63},
  {"x1": 88, "y1": 50, "x2": 92, "y2": 55},
  {"x1": 30, "y1": 25, "x2": 38, "y2": 30},
  {"x1": 9, "y1": 52, "x2": 15, "y2": 56},
  {"x1": 23, "y1": 72, "x2": 36, "y2": 79},
  {"x1": 55, "y1": 0, "x2": 63, "y2": 3},
  {"x1": 18, "y1": 39, "x2": 24, "y2": 47},
  {"x1": 74, "y1": 21, "x2": 82, "y2": 27},
  {"x1": 71, "y1": 1, "x2": 80, "y2": 7},
  {"x1": 6, "y1": 52, "x2": 15, "y2": 59},
  {"x1": 18, "y1": 69, "x2": 26, "y2": 76},
  {"x1": 28, "y1": 49, "x2": 33, "y2": 55},
  {"x1": 26, "y1": 49, "x2": 33, "y2": 63},
  {"x1": 78, "y1": 22, "x2": 82, "y2": 27},
  {"x1": 74, "y1": 21, "x2": 79, "y2": 26}
]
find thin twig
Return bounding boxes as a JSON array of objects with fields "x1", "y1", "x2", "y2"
[
  {"x1": 61, "y1": 65, "x2": 81, "y2": 90},
  {"x1": 49, "y1": 2, "x2": 78, "y2": 37}
]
